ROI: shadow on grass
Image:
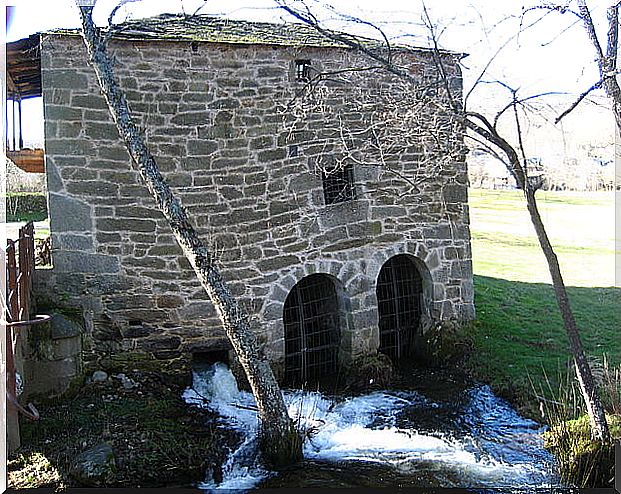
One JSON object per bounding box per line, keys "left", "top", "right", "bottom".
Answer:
{"left": 468, "top": 275, "right": 620, "bottom": 418}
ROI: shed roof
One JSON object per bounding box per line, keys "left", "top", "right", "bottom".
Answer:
{"left": 6, "top": 34, "right": 41, "bottom": 99}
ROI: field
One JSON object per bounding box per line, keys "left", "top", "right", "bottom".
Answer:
{"left": 467, "top": 189, "right": 620, "bottom": 415}
{"left": 469, "top": 189, "right": 617, "bottom": 287}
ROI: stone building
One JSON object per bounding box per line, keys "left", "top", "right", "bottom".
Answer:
{"left": 7, "top": 14, "right": 474, "bottom": 387}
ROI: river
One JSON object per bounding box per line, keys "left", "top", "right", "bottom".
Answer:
{"left": 183, "top": 362, "right": 562, "bottom": 490}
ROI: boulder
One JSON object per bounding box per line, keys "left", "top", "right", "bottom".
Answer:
{"left": 70, "top": 443, "right": 115, "bottom": 486}
{"left": 92, "top": 371, "right": 108, "bottom": 383}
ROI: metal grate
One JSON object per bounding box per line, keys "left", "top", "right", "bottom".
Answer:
{"left": 376, "top": 255, "right": 423, "bottom": 361}
{"left": 295, "top": 59, "right": 312, "bottom": 81}
{"left": 284, "top": 274, "right": 340, "bottom": 385}
{"left": 322, "top": 161, "right": 356, "bottom": 205}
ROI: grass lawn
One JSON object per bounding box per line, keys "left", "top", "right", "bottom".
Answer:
{"left": 469, "top": 189, "right": 616, "bottom": 287}
{"left": 467, "top": 189, "right": 620, "bottom": 417}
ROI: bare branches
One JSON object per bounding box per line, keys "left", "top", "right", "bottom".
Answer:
{"left": 569, "top": 1, "right": 621, "bottom": 127}
{"left": 522, "top": 1, "right": 621, "bottom": 129}
{"left": 276, "top": 1, "right": 420, "bottom": 87}
{"left": 577, "top": 0, "right": 606, "bottom": 65}
{"left": 555, "top": 78, "right": 603, "bottom": 123}
{"left": 107, "top": 0, "right": 143, "bottom": 26}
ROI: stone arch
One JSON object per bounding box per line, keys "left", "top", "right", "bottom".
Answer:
{"left": 371, "top": 249, "right": 434, "bottom": 360}
{"left": 260, "top": 260, "right": 353, "bottom": 380}
{"left": 282, "top": 273, "right": 348, "bottom": 385}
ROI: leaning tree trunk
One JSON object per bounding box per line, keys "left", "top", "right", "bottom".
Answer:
{"left": 523, "top": 187, "right": 611, "bottom": 443}
{"left": 463, "top": 114, "right": 611, "bottom": 443}
{"left": 76, "top": 6, "right": 302, "bottom": 466}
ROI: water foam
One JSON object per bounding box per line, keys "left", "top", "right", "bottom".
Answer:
{"left": 183, "top": 363, "right": 557, "bottom": 490}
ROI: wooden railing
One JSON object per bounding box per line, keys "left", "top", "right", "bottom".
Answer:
{"left": 6, "top": 221, "right": 35, "bottom": 324}
{"left": 5, "top": 221, "right": 49, "bottom": 453}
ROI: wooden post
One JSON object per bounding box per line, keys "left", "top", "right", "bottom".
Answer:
{"left": 6, "top": 224, "right": 36, "bottom": 454}
{"left": 5, "top": 99, "right": 8, "bottom": 150}
{"left": 6, "top": 240, "right": 20, "bottom": 454}
{"left": 18, "top": 98, "right": 23, "bottom": 150}
{"left": 12, "top": 100, "right": 16, "bottom": 151}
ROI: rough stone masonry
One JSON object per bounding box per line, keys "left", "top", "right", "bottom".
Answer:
{"left": 32, "top": 15, "right": 474, "bottom": 382}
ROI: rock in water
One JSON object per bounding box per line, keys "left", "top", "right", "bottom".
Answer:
{"left": 70, "top": 443, "right": 115, "bottom": 486}
{"left": 92, "top": 371, "right": 108, "bottom": 383}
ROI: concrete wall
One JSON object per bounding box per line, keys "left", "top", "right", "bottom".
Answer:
{"left": 35, "top": 33, "right": 474, "bottom": 377}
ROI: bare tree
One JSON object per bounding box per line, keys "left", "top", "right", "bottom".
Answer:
{"left": 529, "top": 1, "right": 621, "bottom": 129}
{"left": 571, "top": 1, "right": 621, "bottom": 129}
{"left": 75, "top": 3, "right": 302, "bottom": 466}
{"left": 277, "top": 0, "right": 611, "bottom": 442}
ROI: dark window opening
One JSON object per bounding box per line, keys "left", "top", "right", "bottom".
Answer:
{"left": 191, "top": 41, "right": 199, "bottom": 53}
{"left": 295, "top": 59, "right": 312, "bottom": 82}
{"left": 376, "top": 255, "right": 423, "bottom": 362}
{"left": 322, "top": 161, "right": 356, "bottom": 205}
{"left": 192, "top": 350, "right": 229, "bottom": 366}
{"left": 284, "top": 274, "right": 340, "bottom": 385}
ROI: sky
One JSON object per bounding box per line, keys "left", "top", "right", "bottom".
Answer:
{"left": 3, "top": 0, "right": 614, "bottom": 148}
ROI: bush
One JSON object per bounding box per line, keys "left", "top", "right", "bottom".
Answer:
{"left": 344, "top": 353, "right": 394, "bottom": 391}
{"left": 5, "top": 192, "right": 48, "bottom": 222}
{"left": 544, "top": 414, "right": 619, "bottom": 488}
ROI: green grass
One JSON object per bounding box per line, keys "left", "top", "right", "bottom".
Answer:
{"left": 467, "top": 189, "right": 620, "bottom": 418}
{"left": 469, "top": 189, "right": 616, "bottom": 287}
{"left": 468, "top": 276, "right": 621, "bottom": 413}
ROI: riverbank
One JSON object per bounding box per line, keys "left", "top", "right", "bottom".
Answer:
{"left": 465, "top": 188, "right": 620, "bottom": 488}
{"left": 466, "top": 275, "right": 621, "bottom": 420}
{"left": 7, "top": 368, "right": 237, "bottom": 488}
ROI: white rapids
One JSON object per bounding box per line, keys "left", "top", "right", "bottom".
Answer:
{"left": 183, "top": 362, "right": 558, "bottom": 491}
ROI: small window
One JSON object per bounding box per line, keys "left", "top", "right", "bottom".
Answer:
{"left": 295, "top": 59, "right": 312, "bottom": 82}
{"left": 322, "top": 160, "right": 356, "bottom": 205}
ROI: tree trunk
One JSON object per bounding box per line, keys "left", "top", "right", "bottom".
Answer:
{"left": 523, "top": 187, "right": 611, "bottom": 443}
{"left": 76, "top": 6, "right": 302, "bottom": 466}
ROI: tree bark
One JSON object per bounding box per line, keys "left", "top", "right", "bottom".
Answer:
{"left": 576, "top": 0, "right": 621, "bottom": 129}
{"left": 76, "top": 6, "right": 302, "bottom": 466}
{"left": 524, "top": 187, "right": 611, "bottom": 443}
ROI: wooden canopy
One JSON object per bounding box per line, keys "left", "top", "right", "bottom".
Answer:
{"left": 6, "top": 34, "right": 41, "bottom": 100}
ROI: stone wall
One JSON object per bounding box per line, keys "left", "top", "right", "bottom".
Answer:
{"left": 35, "top": 33, "right": 474, "bottom": 378}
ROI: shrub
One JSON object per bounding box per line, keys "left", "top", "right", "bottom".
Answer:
{"left": 344, "top": 353, "right": 394, "bottom": 391}
{"left": 5, "top": 192, "right": 48, "bottom": 222}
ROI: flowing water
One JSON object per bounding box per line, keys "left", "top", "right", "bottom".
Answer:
{"left": 183, "top": 362, "right": 562, "bottom": 490}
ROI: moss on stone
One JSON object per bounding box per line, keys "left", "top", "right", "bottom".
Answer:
{"left": 544, "top": 414, "right": 620, "bottom": 488}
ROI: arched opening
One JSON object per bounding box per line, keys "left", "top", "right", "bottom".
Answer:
{"left": 376, "top": 254, "right": 424, "bottom": 361}
{"left": 284, "top": 274, "right": 341, "bottom": 385}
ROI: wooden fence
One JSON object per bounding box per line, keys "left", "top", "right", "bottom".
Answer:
{"left": 5, "top": 221, "right": 48, "bottom": 453}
